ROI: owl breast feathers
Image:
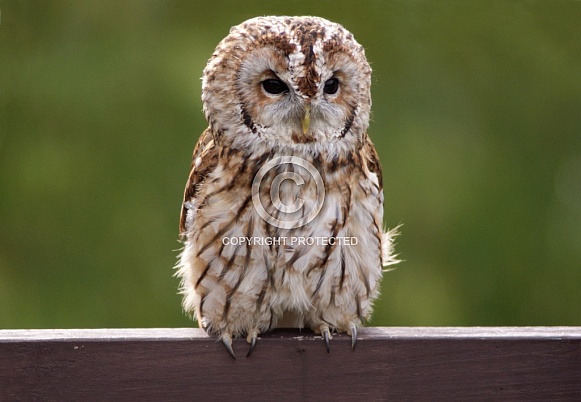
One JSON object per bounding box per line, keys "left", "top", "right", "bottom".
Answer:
{"left": 176, "top": 16, "right": 398, "bottom": 358}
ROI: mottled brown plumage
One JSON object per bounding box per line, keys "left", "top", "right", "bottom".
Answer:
{"left": 176, "top": 16, "right": 398, "bottom": 358}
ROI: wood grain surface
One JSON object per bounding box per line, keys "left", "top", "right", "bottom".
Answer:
{"left": 1, "top": 327, "right": 580, "bottom": 401}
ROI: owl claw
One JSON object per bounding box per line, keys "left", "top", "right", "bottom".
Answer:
{"left": 246, "top": 331, "right": 258, "bottom": 357}
{"left": 350, "top": 325, "right": 358, "bottom": 350}
{"left": 322, "top": 326, "right": 331, "bottom": 353}
{"left": 222, "top": 335, "right": 236, "bottom": 359}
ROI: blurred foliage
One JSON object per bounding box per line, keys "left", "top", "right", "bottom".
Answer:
{"left": 1, "top": 1, "right": 580, "bottom": 329}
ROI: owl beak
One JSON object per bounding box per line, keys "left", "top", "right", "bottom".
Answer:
{"left": 302, "top": 104, "right": 311, "bottom": 135}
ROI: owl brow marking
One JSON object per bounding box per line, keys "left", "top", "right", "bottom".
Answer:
{"left": 290, "top": 24, "right": 325, "bottom": 97}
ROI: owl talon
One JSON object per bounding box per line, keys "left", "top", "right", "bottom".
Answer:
{"left": 350, "top": 325, "right": 358, "bottom": 350}
{"left": 322, "top": 326, "right": 331, "bottom": 353}
{"left": 246, "top": 331, "right": 258, "bottom": 357}
{"left": 222, "top": 335, "right": 236, "bottom": 359}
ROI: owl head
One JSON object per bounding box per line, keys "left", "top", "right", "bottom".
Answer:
{"left": 201, "top": 16, "right": 372, "bottom": 154}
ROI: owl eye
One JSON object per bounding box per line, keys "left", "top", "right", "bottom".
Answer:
{"left": 261, "top": 79, "right": 289, "bottom": 95}
{"left": 323, "top": 78, "right": 339, "bottom": 95}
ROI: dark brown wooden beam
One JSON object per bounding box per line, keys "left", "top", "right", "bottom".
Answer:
{"left": 1, "top": 327, "right": 580, "bottom": 400}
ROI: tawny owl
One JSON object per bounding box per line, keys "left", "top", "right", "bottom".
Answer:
{"left": 176, "top": 16, "right": 397, "bottom": 358}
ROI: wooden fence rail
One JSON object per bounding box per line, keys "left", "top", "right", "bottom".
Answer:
{"left": 1, "top": 327, "right": 580, "bottom": 400}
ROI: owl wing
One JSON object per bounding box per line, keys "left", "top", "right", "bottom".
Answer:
{"left": 361, "top": 135, "right": 399, "bottom": 267}
{"left": 362, "top": 135, "right": 383, "bottom": 191}
{"left": 179, "top": 128, "right": 219, "bottom": 236}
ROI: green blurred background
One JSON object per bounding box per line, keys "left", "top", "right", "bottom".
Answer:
{"left": 1, "top": 1, "right": 580, "bottom": 329}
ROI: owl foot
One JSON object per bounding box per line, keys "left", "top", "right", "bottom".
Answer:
{"left": 246, "top": 330, "right": 258, "bottom": 357}
{"left": 349, "top": 324, "right": 358, "bottom": 350}
{"left": 221, "top": 334, "right": 236, "bottom": 359}
{"left": 321, "top": 325, "right": 331, "bottom": 353}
